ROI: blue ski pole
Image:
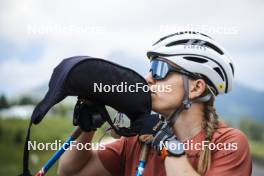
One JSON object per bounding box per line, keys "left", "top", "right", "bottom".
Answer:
{"left": 35, "top": 127, "right": 82, "bottom": 176}
{"left": 135, "top": 144, "right": 149, "bottom": 176}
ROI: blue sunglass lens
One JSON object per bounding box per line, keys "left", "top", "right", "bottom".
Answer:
{"left": 150, "top": 60, "right": 169, "bottom": 80}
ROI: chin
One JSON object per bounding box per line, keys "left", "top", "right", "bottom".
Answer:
{"left": 152, "top": 103, "right": 176, "bottom": 118}
{"left": 151, "top": 104, "right": 158, "bottom": 113}
{"left": 151, "top": 104, "right": 163, "bottom": 114}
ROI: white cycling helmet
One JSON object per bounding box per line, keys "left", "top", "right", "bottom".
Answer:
{"left": 147, "top": 31, "right": 235, "bottom": 96}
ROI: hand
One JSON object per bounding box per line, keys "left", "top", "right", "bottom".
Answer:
{"left": 132, "top": 114, "right": 176, "bottom": 152}
{"left": 73, "top": 98, "right": 107, "bottom": 132}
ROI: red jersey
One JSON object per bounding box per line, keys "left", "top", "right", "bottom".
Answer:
{"left": 97, "top": 123, "right": 252, "bottom": 176}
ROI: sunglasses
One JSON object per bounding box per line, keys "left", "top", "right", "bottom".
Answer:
{"left": 149, "top": 57, "right": 199, "bottom": 80}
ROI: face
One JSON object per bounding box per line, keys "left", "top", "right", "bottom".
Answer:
{"left": 145, "top": 69, "right": 185, "bottom": 117}
{"left": 145, "top": 58, "right": 206, "bottom": 117}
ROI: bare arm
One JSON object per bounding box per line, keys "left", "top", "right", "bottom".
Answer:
{"left": 57, "top": 132, "right": 111, "bottom": 176}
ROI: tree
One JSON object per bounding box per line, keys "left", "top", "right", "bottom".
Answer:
{"left": 239, "top": 118, "right": 264, "bottom": 141}
{"left": 0, "top": 123, "right": 3, "bottom": 139}
{"left": 18, "top": 95, "right": 36, "bottom": 105}
{"left": 0, "top": 94, "right": 9, "bottom": 109}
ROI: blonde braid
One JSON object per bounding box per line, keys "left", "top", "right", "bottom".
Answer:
{"left": 197, "top": 95, "right": 219, "bottom": 174}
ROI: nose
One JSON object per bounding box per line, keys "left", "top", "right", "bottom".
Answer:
{"left": 145, "top": 72, "right": 156, "bottom": 85}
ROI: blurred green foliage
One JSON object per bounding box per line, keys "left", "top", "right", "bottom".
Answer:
{"left": 0, "top": 117, "right": 110, "bottom": 175}
{"left": 18, "top": 95, "right": 38, "bottom": 105}
{"left": 250, "top": 141, "right": 264, "bottom": 165}
{"left": 0, "top": 94, "right": 9, "bottom": 109}
{"left": 239, "top": 118, "right": 264, "bottom": 141}
{"left": 0, "top": 94, "right": 38, "bottom": 108}
{"left": 238, "top": 118, "right": 264, "bottom": 166}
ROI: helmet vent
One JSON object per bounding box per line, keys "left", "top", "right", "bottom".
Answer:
{"left": 213, "top": 67, "right": 225, "bottom": 81}
{"left": 203, "top": 42, "right": 224, "bottom": 55}
{"left": 183, "top": 56, "right": 208, "bottom": 63}
{"left": 166, "top": 39, "right": 189, "bottom": 47}
{"left": 229, "top": 63, "right": 234, "bottom": 76}
{"left": 153, "top": 31, "right": 212, "bottom": 46}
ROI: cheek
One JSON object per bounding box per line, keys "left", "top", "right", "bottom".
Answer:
{"left": 151, "top": 83, "right": 184, "bottom": 113}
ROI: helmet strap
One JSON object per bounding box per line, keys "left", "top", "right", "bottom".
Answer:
{"left": 182, "top": 75, "right": 191, "bottom": 109}
{"left": 167, "top": 75, "right": 190, "bottom": 127}
{"left": 167, "top": 75, "right": 212, "bottom": 127}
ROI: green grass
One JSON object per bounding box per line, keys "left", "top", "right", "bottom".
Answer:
{"left": 250, "top": 141, "right": 264, "bottom": 166}
{"left": 0, "top": 117, "right": 109, "bottom": 175}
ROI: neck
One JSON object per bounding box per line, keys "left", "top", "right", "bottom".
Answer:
{"left": 168, "top": 103, "right": 204, "bottom": 141}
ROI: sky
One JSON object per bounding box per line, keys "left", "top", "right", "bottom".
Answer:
{"left": 0, "top": 0, "right": 264, "bottom": 96}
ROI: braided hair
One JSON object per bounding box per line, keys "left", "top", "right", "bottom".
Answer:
{"left": 197, "top": 90, "right": 219, "bottom": 174}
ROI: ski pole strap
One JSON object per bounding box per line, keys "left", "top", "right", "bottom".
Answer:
{"left": 19, "top": 120, "right": 33, "bottom": 176}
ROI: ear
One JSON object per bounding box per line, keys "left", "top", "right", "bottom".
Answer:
{"left": 189, "top": 79, "right": 206, "bottom": 99}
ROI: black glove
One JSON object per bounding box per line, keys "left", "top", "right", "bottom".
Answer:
{"left": 73, "top": 99, "right": 107, "bottom": 132}
{"left": 132, "top": 114, "right": 161, "bottom": 135}
{"left": 132, "top": 114, "right": 175, "bottom": 152}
